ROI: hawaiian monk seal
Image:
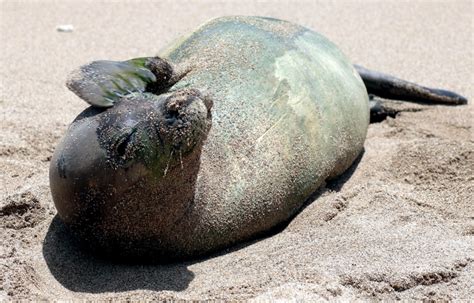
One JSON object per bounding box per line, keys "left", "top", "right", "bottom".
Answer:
{"left": 49, "top": 16, "right": 467, "bottom": 261}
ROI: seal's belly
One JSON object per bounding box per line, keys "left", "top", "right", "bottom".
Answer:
{"left": 161, "top": 16, "right": 369, "bottom": 249}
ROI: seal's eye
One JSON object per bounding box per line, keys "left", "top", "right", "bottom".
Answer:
{"left": 113, "top": 128, "right": 138, "bottom": 162}
{"left": 116, "top": 132, "right": 133, "bottom": 157}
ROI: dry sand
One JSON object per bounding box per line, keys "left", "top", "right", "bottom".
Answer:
{"left": 1, "top": 0, "right": 473, "bottom": 301}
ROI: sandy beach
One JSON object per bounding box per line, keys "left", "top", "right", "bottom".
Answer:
{"left": 1, "top": 0, "right": 473, "bottom": 300}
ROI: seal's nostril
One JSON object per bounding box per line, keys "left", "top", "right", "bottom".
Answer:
{"left": 113, "top": 128, "right": 137, "bottom": 161}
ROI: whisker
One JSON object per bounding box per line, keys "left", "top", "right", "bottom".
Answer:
{"left": 163, "top": 150, "right": 174, "bottom": 176}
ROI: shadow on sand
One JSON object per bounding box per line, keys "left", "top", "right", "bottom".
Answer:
{"left": 43, "top": 150, "right": 364, "bottom": 294}
{"left": 42, "top": 216, "right": 195, "bottom": 293}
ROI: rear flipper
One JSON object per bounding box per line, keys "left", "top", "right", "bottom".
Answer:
{"left": 355, "top": 65, "right": 468, "bottom": 122}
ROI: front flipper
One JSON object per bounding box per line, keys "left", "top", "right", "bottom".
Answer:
{"left": 66, "top": 57, "right": 174, "bottom": 107}
{"left": 355, "top": 65, "right": 468, "bottom": 106}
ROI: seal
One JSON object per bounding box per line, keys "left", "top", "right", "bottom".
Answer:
{"left": 50, "top": 16, "right": 467, "bottom": 261}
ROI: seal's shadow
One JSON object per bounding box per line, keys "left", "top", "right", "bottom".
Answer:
{"left": 42, "top": 216, "right": 194, "bottom": 293}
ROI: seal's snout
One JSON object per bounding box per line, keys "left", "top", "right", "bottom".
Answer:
{"left": 159, "top": 89, "right": 213, "bottom": 153}
{"left": 163, "top": 88, "right": 213, "bottom": 128}
{"left": 165, "top": 88, "right": 213, "bottom": 118}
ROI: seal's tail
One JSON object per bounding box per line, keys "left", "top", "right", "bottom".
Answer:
{"left": 354, "top": 65, "right": 468, "bottom": 105}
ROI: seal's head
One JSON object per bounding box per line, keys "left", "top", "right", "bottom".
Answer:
{"left": 49, "top": 89, "right": 212, "bottom": 259}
